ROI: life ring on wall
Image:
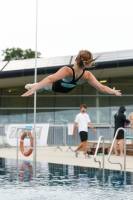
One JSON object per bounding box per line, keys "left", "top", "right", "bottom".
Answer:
{"left": 20, "top": 132, "right": 34, "bottom": 157}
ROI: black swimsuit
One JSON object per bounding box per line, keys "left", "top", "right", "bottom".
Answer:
{"left": 52, "top": 67, "right": 85, "bottom": 93}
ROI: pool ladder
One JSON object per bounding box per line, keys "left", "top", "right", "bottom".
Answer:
{"left": 108, "top": 127, "right": 126, "bottom": 172}
{"left": 94, "top": 136, "right": 104, "bottom": 169}
{"left": 94, "top": 128, "right": 127, "bottom": 171}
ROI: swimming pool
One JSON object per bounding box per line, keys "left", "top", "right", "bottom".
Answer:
{"left": 0, "top": 157, "right": 133, "bottom": 200}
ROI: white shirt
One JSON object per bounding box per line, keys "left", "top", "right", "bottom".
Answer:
{"left": 75, "top": 112, "right": 91, "bottom": 132}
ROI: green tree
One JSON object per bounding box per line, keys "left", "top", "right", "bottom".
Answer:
{"left": 23, "top": 49, "right": 41, "bottom": 59}
{"left": 2, "top": 48, "right": 41, "bottom": 61}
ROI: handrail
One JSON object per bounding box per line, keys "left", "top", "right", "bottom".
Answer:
{"left": 108, "top": 127, "right": 126, "bottom": 171}
{"left": 0, "top": 124, "right": 4, "bottom": 148}
{"left": 49, "top": 123, "right": 67, "bottom": 151}
{"left": 94, "top": 136, "right": 104, "bottom": 169}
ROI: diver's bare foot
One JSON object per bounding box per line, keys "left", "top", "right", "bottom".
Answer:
{"left": 25, "top": 83, "right": 37, "bottom": 90}
{"left": 120, "top": 154, "right": 124, "bottom": 157}
{"left": 25, "top": 84, "right": 33, "bottom": 90}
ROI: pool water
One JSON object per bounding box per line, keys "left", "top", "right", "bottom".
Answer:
{"left": 0, "top": 158, "right": 133, "bottom": 200}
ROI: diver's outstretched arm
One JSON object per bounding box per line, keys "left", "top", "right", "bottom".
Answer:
{"left": 86, "top": 71, "right": 121, "bottom": 96}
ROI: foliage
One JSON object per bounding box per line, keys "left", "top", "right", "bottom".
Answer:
{"left": 2, "top": 48, "right": 41, "bottom": 61}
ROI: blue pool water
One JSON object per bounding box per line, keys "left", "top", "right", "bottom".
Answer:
{"left": 0, "top": 158, "right": 133, "bottom": 200}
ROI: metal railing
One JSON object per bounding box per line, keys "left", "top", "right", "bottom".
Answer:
{"left": 0, "top": 124, "right": 4, "bottom": 148}
{"left": 1, "top": 123, "right": 117, "bottom": 150}
{"left": 47, "top": 123, "right": 66, "bottom": 151}
{"left": 2, "top": 123, "right": 112, "bottom": 149}
{"left": 108, "top": 127, "right": 126, "bottom": 171}
{"left": 47, "top": 123, "right": 112, "bottom": 150}
{"left": 94, "top": 136, "right": 104, "bottom": 169}
{"left": 0, "top": 124, "right": 11, "bottom": 148}
{"left": 111, "top": 125, "right": 133, "bottom": 144}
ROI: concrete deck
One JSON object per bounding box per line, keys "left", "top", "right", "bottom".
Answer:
{"left": 0, "top": 146, "right": 133, "bottom": 172}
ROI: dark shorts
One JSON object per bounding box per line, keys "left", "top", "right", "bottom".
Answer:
{"left": 114, "top": 129, "right": 124, "bottom": 139}
{"left": 79, "top": 131, "right": 88, "bottom": 142}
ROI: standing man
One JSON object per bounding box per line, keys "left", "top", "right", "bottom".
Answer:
{"left": 114, "top": 106, "right": 130, "bottom": 156}
{"left": 72, "top": 104, "right": 96, "bottom": 158}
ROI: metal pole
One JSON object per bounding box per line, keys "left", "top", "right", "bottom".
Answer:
{"left": 33, "top": 0, "right": 38, "bottom": 176}
{"left": 63, "top": 124, "right": 66, "bottom": 146}
{"left": 2, "top": 124, "right": 4, "bottom": 148}
{"left": 16, "top": 128, "right": 19, "bottom": 180}
{"left": 124, "top": 131, "right": 126, "bottom": 185}
{"left": 102, "top": 138, "right": 104, "bottom": 169}
{"left": 124, "top": 131, "right": 126, "bottom": 172}
{"left": 94, "top": 136, "right": 104, "bottom": 169}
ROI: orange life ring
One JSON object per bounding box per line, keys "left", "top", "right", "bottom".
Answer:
{"left": 20, "top": 132, "right": 34, "bottom": 157}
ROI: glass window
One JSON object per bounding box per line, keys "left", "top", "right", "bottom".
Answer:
{"left": 27, "top": 96, "right": 55, "bottom": 108}
{"left": 54, "top": 109, "right": 79, "bottom": 123}
{"left": 0, "top": 75, "right": 133, "bottom": 125}
{"left": 55, "top": 96, "right": 82, "bottom": 107}
{"left": 1, "top": 97, "right": 27, "bottom": 108}
{"left": 83, "top": 83, "right": 97, "bottom": 95}
{"left": 110, "top": 96, "right": 133, "bottom": 107}
{"left": 86, "top": 108, "right": 97, "bottom": 123}
{"left": 0, "top": 109, "right": 26, "bottom": 124}
{"left": 98, "top": 96, "right": 110, "bottom": 107}
{"left": 27, "top": 109, "right": 54, "bottom": 123}
{"left": 1, "top": 87, "right": 26, "bottom": 95}
{"left": 83, "top": 96, "right": 97, "bottom": 107}
{"left": 110, "top": 76, "right": 133, "bottom": 95}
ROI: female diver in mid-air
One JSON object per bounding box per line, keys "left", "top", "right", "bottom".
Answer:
{"left": 21, "top": 50, "right": 121, "bottom": 97}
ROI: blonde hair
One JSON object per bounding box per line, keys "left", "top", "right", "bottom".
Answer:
{"left": 76, "top": 50, "right": 99, "bottom": 69}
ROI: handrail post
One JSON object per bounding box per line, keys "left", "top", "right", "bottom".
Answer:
{"left": 16, "top": 127, "right": 19, "bottom": 180}
{"left": 94, "top": 136, "right": 104, "bottom": 169}
{"left": 108, "top": 127, "right": 126, "bottom": 171}
{"left": 2, "top": 124, "right": 4, "bottom": 148}
{"left": 124, "top": 130, "right": 126, "bottom": 172}
{"left": 102, "top": 138, "right": 104, "bottom": 169}
{"left": 63, "top": 124, "right": 67, "bottom": 146}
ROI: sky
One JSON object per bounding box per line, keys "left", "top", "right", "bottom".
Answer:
{"left": 0, "top": 0, "right": 133, "bottom": 60}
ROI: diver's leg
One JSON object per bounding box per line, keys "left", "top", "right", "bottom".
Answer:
{"left": 25, "top": 83, "right": 52, "bottom": 92}
{"left": 25, "top": 75, "right": 53, "bottom": 92}
{"left": 25, "top": 83, "right": 38, "bottom": 90}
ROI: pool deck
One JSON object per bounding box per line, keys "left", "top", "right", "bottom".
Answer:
{"left": 0, "top": 146, "right": 133, "bottom": 172}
